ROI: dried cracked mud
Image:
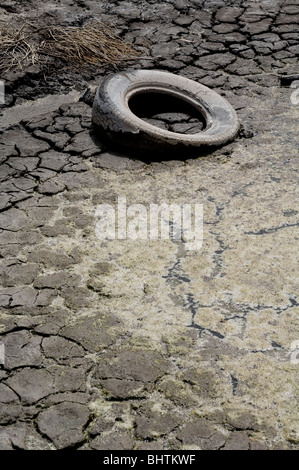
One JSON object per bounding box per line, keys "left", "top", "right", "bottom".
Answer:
{"left": 0, "top": 0, "right": 298, "bottom": 451}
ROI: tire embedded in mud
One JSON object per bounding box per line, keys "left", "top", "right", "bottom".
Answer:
{"left": 92, "top": 69, "right": 240, "bottom": 154}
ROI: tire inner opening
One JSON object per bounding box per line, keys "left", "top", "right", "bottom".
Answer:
{"left": 128, "top": 91, "right": 207, "bottom": 134}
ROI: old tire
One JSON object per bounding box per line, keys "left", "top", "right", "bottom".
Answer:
{"left": 92, "top": 69, "right": 240, "bottom": 153}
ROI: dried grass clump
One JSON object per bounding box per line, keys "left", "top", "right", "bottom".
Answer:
{"left": 0, "top": 20, "right": 140, "bottom": 73}
{"left": 0, "top": 23, "right": 40, "bottom": 72}
{"left": 43, "top": 21, "right": 140, "bottom": 67}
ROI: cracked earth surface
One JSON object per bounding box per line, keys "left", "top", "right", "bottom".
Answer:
{"left": 0, "top": 0, "right": 298, "bottom": 450}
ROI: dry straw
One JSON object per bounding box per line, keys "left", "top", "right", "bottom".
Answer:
{"left": 0, "top": 20, "right": 140, "bottom": 73}
{"left": 0, "top": 23, "right": 40, "bottom": 72}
